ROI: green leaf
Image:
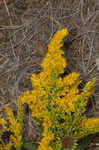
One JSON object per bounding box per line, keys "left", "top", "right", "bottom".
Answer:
{"left": 16, "top": 142, "right": 23, "bottom": 150}
{"left": 24, "top": 142, "right": 38, "bottom": 150}
{"left": 77, "top": 134, "right": 95, "bottom": 150}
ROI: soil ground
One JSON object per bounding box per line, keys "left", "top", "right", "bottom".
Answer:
{"left": 0, "top": 0, "right": 99, "bottom": 149}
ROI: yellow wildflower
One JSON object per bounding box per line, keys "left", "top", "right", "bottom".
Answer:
{"left": 0, "top": 118, "right": 7, "bottom": 130}
{"left": 41, "top": 29, "right": 68, "bottom": 75}
{"left": 74, "top": 117, "right": 99, "bottom": 140}
{"left": 63, "top": 72, "right": 80, "bottom": 87}
{"left": 0, "top": 144, "right": 3, "bottom": 150}
{"left": 17, "top": 28, "right": 98, "bottom": 150}
{"left": 6, "top": 107, "right": 20, "bottom": 136}
{"left": 48, "top": 28, "right": 68, "bottom": 52}
{"left": 5, "top": 100, "right": 24, "bottom": 149}
{"left": 5, "top": 142, "right": 12, "bottom": 150}
{"left": 10, "top": 135, "right": 22, "bottom": 147}
{"left": 0, "top": 118, "right": 6, "bottom": 126}
{"left": 38, "top": 130, "right": 54, "bottom": 150}
{"left": 81, "top": 117, "right": 99, "bottom": 131}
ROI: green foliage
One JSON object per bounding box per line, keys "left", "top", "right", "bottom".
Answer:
{"left": 77, "top": 134, "right": 95, "bottom": 150}
{"left": 16, "top": 142, "right": 23, "bottom": 150}
{"left": 23, "top": 142, "right": 38, "bottom": 150}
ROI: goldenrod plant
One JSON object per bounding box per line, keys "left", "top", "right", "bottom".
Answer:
{"left": 18, "top": 28, "right": 99, "bottom": 150}
{"left": 0, "top": 100, "right": 24, "bottom": 150}
{"left": 0, "top": 28, "right": 99, "bottom": 150}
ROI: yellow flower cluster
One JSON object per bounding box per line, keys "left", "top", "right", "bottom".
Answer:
{"left": 81, "top": 117, "right": 99, "bottom": 132}
{"left": 18, "top": 28, "right": 99, "bottom": 150}
{"left": 0, "top": 28, "right": 99, "bottom": 150}
{"left": 0, "top": 118, "right": 7, "bottom": 130}
{"left": 0, "top": 99, "right": 24, "bottom": 150}
{"left": 77, "top": 117, "right": 99, "bottom": 139}
{"left": 38, "top": 129, "right": 54, "bottom": 150}
{"left": 41, "top": 29, "right": 68, "bottom": 76}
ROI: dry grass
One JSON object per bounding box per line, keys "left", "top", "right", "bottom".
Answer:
{"left": 0, "top": 0, "right": 99, "bottom": 149}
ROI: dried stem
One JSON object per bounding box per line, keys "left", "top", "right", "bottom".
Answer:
{"left": 3, "top": 0, "right": 13, "bottom": 25}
